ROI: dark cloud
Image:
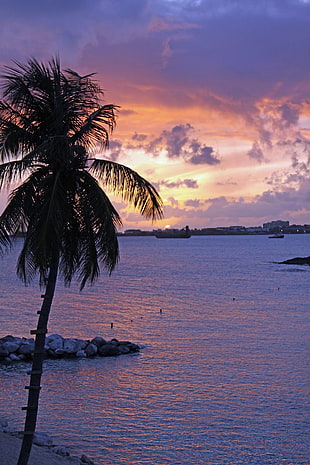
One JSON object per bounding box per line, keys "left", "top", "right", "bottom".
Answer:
{"left": 247, "top": 142, "right": 266, "bottom": 164}
{"left": 143, "top": 124, "right": 220, "bottom": 164}
{"left": 188, "top": 141, "right": 220, "bottom": 165}
{"left": 132, "top": 132, "right": 147, "bottom": 142}
{"left": 183, "top": 178, "right": 199, "bottom": 188}
{"left": 163, "top": 124, "right": 192, "bottom": 157}
{"left": 119, "top": 109, "right": 136, "bottom": 116}
{"left": 160, "top": 178, "right": 199, "bottom": 189}
{"left": 279, "top": 103, "right": 300, "bottom": 127}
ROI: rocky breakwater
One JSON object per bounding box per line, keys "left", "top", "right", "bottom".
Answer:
{"left": 0, "top": 334, "right": 140, "bottom": 363}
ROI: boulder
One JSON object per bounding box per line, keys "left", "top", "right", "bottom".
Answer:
{"left": 54, "top": 348, "right": 66, "bottom": 356}
{"left": 0, "top": 335, "right": 16, "bottom": 343}
{"left": 45, "top": 334, "right": 63, "bottom": 351}
{"left": 63, "top": 338, "right": 86, "bottom": 354}
{"left": 98, "top": 343, "right": 120, "bottom": 356}
{"left": 0, "top": 347, "right": 9, "bottom": 358}
{"left": 3, "top": 339, "right": 21, "bottom": 353}
{"left": 0, "top": 420, "right": 15, "bottom": 434}
{"left": 84, "top": 343, "right": 98, "bottom": 356}
{"left": 91, "top": 336, "right": 106, "bottom": 347}
{"left": 117, "top": 345, "right": 130, "bottom": 354}
{"left": 76, "top": 350, "right": 87, "bottom": 358}
{"left": 18, "top": 340, "right": 35, "bottom": 355}
{"left": 52, "top": 445, "right": 69, "bottom": 457}
{"left": 81, "top": 455, "right": 96, "bottom": 465}
{"left": 33, "top": 432, "right": 53, "bottom": 447}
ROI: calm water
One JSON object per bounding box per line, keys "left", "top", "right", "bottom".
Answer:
{"left": 0, "top": 235, "right": 309, "bottom": 464}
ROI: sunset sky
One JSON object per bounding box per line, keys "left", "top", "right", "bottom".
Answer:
{"left": 0, "top": 0, "right": 309, "bottom": 230}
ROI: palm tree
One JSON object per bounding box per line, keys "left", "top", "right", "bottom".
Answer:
{"left": 0, "top": 57, "right": 163, "bottom": 465}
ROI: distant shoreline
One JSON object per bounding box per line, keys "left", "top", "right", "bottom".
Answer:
{"left": 118, "top": 230, "right": 310, "bottom": 237}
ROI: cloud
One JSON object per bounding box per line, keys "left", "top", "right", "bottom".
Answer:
{"left": 204, "top": 180, "right": 310, "bottom": 225}
{"left": 247, "top": 142, "right": 266, "bottom": 164}
{"left": 184, "top": 199, "right": 203, "bottom": 207}
{"left": 188, "top": 141, "right": 220, "bottom": 165}
{"left": 132, "top": 132, "right": 147, "bottom": 142}
{"left": 105, "top": 139, "right": 123, "bottom": 161}
{"left": 159, "top": 178, "right": 199, "bottom": 189}
{"left": 143, "top": 124, "right": 220, "bottom": 164}
{"left": 246, "top": 100, "right": 310, "bottom": 165}
{"left": 162, "top": 124, "right": 192, "bottom": 157}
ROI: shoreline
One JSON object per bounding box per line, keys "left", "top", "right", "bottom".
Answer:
{"left": 0, "top": 423, "right": 96, "bottom": 465}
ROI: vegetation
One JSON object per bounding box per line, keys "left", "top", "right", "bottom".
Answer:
{"left": 0, "top": 57, "right": 163, "bottom": 465}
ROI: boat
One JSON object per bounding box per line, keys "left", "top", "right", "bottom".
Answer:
{"left": 268, "top": 233, "right": 284, "bottom": 239}
{"left": 154, "top": 226, "right": 191, "bottom": 238}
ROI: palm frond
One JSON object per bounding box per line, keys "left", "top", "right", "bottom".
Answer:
{"left": 60, "top": 170, "right": 121, "bottom": 289}
{"left": 70, "top": 104, "right": 118, "bottom": 149}
{"left": 89, "top": 159, "right": 164, "bottom": 220}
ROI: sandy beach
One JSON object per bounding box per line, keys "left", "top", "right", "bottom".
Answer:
{"left": 0, "top": 431, "right": 95, "bottom": 465}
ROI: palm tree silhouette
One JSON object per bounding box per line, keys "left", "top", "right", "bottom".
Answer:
{"left": 0, "top": 57, "right": 163, "bottom": 465}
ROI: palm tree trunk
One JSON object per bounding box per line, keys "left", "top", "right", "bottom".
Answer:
{"left": 17, "top": 251, "right": 59, "bottom": 465}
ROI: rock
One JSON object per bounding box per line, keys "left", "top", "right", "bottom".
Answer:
{"left": 0, "top": 419, "right": 8, "bottom": 431}
{"left": 279, "top": 256, "right": 310, "bottom": 265}
{"left": 55, "top": 348, "right": 66, "bottom": 356}
{"left": 0, "top": 347, "right": 9, "bottom": 358}
{"left": 67, "top": 456, "right": 83, "bottom": 464}
{"left": 18, "top": 340, "right": 35, "bottom": 355}
{"left": 85, "top": 343, "right": 98, "bottom": 356}
{"left": 130, "top": 343, "right": 140, "bottom": 353}
{"left": 98, "top": 343, "right": 120, "bottom": 356}
{"left": 8, "top": 353, "right": 20, "bottom": 361}
{"left": 81, "top": 454, "right": 96, "bottom": 464}
{"left": 91, "top": 336, "right": 106, "bottom": 347}
{"left": 45, "top": 334, "right": 63, "bottom": 351}
{"left": 76, "top": 350, "right": 87, "bottom": 357}
{"left": 3, "top": 340, "right": 21, "bottom": 353}
{"left": 33, "top": 431, "right": 53, "bottom": 447}
{"left": 52, "top": 445, "right": 70, "bottom": 457}
{"left": 63, "top": 338, "right": 86, "bottom": 354}
{"left": 0, "top": 420, "right": 15, "bottom": 434}
{"left": 0, "top": 335, "right": 16, "bottom": 343}
{"left": 117, "top": 345, "right": 130, "bottom": 354}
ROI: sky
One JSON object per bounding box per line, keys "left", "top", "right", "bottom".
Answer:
{"left": 0, "top": 0, "right": 309, "bottom": 231}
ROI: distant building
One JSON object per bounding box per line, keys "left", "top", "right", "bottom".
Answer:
{"left": 229, "top": 225, "right": 246, "bottom": 231}
{"left": 245, "top": 226, "right": 265, "bottom": 233}
{"left": 263, "top": 220, "right": 289, "bottom": 231}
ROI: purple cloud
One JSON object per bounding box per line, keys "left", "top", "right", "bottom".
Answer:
{"left": 160, "top": 178, "right": 199, "bottom": 189}
{"left": 247, "top": 142, "right": 266, "bottom": 164}
{"left": 188, "top": 141, "right": 220, "bottom": 165}
{"left": 143, "top": 124, "right": 220, "bottom": 164}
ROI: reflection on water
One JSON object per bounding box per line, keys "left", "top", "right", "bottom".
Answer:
{"left": 0, "top": 235, "right": 309, "bottom": 464}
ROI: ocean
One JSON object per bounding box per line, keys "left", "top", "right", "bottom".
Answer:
{"left": 0, "top": 234, "right": 309, "bottom": 464}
